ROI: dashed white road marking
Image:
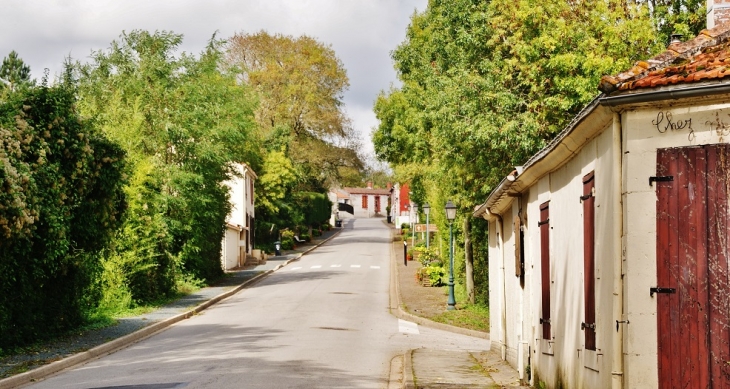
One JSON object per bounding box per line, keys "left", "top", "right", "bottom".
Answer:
{"left": 287, "top": 264, "right": 384, "bottom": 271}
{"left": 398, "top": 319, "right": 419, "bottom": 335}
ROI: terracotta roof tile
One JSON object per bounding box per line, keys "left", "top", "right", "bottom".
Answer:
{"left": 599, "top": 22, "right": 730, "bottom": 93}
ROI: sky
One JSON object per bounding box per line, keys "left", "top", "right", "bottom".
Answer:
{"left": 0, "top": 0, "right": 428, "bottom": 159}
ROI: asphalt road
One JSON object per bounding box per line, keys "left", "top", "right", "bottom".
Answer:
{"left": 25, "top": 218, "right": 489, "bottom": 389}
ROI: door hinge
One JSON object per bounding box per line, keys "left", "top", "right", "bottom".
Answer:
{"left": 650, "top": 287, "right": 676, "bottom": 297}
{"left": 649, "top": 176, "right": 673, "bottom": 186}
{"left": 540, "top": 318, "right": 551, "bottom": 325}
{"left": 581, "top": 322, "right": 595, "bottom": 330}
{"left": 537, "top": 219, "right": 549, "bottom": 227}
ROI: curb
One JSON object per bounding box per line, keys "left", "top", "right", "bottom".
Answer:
{"left": 387, "top": 227, "right": 489, "bottom": 389}
{"left": 0, "top": 228, "right": 342, "bottom": 389}
{"left": 388, "top": 230, "right": 489, "bottom": 340}
{"left": 403, "top": 350, "right": 415, "bottom": 389}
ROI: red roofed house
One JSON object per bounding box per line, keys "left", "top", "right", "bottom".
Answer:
{"left": 474, "top": 4, "right": 730, "bottom": 388}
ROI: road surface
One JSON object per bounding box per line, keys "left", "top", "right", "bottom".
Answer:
{"left": 26, "top": 218, "right": 489, "bottom": 389}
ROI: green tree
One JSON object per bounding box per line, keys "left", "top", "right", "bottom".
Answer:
{"left": 645, "top": 0, "right": 705, "bottom": 44}
{"left": 75, "top": 30, "right": 258, "bottom": 303}
{"left": 0, "top": 50, "right": 32, "bottom": 92}
{"left": 226, "top": 31, "right": 364, "bottom": 188}
{"left": 374, "top": 0, "right": 661, "bottom": 305}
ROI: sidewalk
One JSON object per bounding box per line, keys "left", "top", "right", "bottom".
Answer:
{"left": 385, "top": 221, "right": 530, "bottom": 389}
{"left": 0, "top": 228, "right": 340, "bottom": 389}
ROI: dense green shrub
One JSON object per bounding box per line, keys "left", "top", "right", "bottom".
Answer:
{"left": 0, "top": 83, "right": 126, "bottom": 348}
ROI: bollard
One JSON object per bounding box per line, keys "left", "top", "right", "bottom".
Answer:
{"left": 403, "top": 240, "right": 407, "bottom": 266}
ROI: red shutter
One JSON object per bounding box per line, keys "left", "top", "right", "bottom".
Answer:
{"left": 539, "top": 201, "right": 551, "bottom": 339}
{"left": 514, "top": 215, "right": 523, "bottom": 277}
{"left": 582, "top": 172, "right": 596, "bottom": 350}
{"left": 362, "top": 195, "right": 368, "bottom": 209}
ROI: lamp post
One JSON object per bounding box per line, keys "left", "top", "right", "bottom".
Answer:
{"left": 445, "top": 200, "right": 457, "bottom": 310}
{"left": 411, "top": 203, "right": 417, "bottom": 249}
{"left": 423, "top": 202, "right": 430, "bottom": 248}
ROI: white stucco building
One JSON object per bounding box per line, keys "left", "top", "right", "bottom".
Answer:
{"left": 221, "top": 163, "right": 256, "bottom": 270}
{"left": 474, "top": 10, "right": 730, "bottom": 389}
{"left": 342, "top": 182, "right": 391, "bottom": 218}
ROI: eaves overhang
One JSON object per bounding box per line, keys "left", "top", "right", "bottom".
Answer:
{"left": 474, "top": 97, "right": 612, "bottom": 220}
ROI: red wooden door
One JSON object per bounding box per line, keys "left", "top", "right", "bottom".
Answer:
{"left": 656, "top": 144, "right": 730, "bottom": 388}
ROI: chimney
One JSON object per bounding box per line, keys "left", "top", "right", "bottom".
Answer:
{"left": 367, "top": 181, "right": 373, "bottom": 189}
{"left": 386, "top": 182, "right": 392, "bottom": 191}
{"left": 708, "top": 0, "right": 730, "bottom": 29}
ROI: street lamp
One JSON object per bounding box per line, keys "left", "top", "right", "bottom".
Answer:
{"left": 423, "top": 202, "right": 430, "bottom": 248}
{"left": 445, "top": 200, "right": 457, "bottom": 310}
{"left": 411, "top": 203, "right": 417, "bottom": 249}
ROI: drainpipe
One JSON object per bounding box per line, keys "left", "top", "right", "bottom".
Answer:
{"left": 496, "top": 215, "right": 508, "bottom": 360}
{"left": 611, "top": 112, "right": 625, "bottom": 389}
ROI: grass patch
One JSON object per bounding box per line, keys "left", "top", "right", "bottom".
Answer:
{"left": 430, "top": 304, "right": 490, "bottom": 333}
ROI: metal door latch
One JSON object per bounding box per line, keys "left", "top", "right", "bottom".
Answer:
{"left": 649, "top": 176, "right": 673, "bottom": 186}
{"left": 616, "top": 320, "right": 629, "bottom": 332}
{"left": 581, "top": 322, "right": 595, "bottom": 330}
{"left": 650, "top": 287, "right": 676, "bottom": 297}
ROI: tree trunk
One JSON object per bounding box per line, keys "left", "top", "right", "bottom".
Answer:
{"left": 464, "top": 216, "right": 475, "bottom": 304}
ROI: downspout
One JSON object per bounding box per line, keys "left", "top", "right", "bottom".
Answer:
{"left": 497, "top": 214, "right": 508, "bottom": 360}
{"left": 611, "top": 112, "right": 625, "bottom": 389}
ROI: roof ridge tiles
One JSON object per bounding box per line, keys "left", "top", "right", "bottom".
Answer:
{"left": 599, "top": 22, "right": 730, "bottom": 94}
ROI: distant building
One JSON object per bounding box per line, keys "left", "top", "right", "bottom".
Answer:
{"left": 221, "top": 163, "right": 256, "bottom": 270}
{"left": 337, "top": 182, "right": 391, "bottom": 218}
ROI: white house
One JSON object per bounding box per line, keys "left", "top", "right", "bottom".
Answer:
{"left": 474, "top": 8, "right": 730, "bottom": 389}
{"left": 342, "top": 182, "right": 391, "bottom": 218}
{"left": 221, "top": 163, "right": 256, "bottom": 270}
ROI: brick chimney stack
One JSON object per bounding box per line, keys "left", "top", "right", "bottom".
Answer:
{"left": 367, "top": 181, "right": 373, "bottom": 189}
{"left": 708, "top": 0, "right": 730, "bottom": 29}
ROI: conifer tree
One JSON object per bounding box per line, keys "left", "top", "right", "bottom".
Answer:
{"left": 0, "top": 50, "right": 31, "bottom": 91}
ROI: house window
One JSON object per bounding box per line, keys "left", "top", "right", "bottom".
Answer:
{"left": 582, "top": 172, "right": 596, "bottom": 350}
{"left": 375, "top": 196, "right": 381, "bottom": 213}
{"left": 539, "top": 201, "right": 551, "bottom": 339}
{"left": 362, "top": 195, "right": 368, "bottom": 209}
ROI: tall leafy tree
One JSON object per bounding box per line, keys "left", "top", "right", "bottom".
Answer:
{"left": 0, "top": 50, "right": 32, "bottom": 92}
{"left": 226, "top": 31, "right": 364, "bottom": 188}
{"left": 75, "top": 30, "right": 258, "bottom": 303}
{"left": 374, "top": 0, "right": 661, "bottom": 304}
{"left": 644, "top": 0, "right": 705, "bottom": 44}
